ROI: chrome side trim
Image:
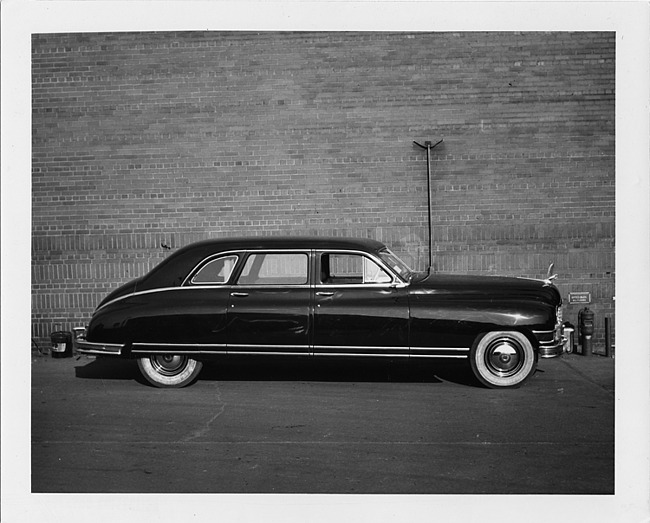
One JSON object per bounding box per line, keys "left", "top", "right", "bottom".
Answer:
{"left": 410, "top": 354, "right": 469, "bottom": 359}
{"left": 131, "top": 342, "right": 227, "bottom": 355}
{"left": 229, "top": 284, "right": 312, "bottom": 290}
{"left": 315, "top": 345, "right": 410, "bottom": 352}
{"left": 313, "top": 353, "right": 468, "bottom": 359}
{"left": 96, "top": 279, "right": 312, "bottom": 313}
{"left": 409, "top": 346, "right": 470, "bottom": 359}
{"left": 95, "top": 285, "right": 228, "bottom": 313}
{"left": 133, "top": 342, "right": 227, "bottom": 347}
{"left": 312, "top": 346, "right": 469, "bottom": 353}
{"left": 228, "top": 344, "right": 310, "bottom": 350}
{"left": 98, "top": 281, "right": 312, "bottom": 312}
{"left": 130, "top": 343, "right": 309, "bottom": 356}
{"left": 223, "top": 351, "right": 309, "bottom": 356}
{"left": 410, "top": 347, "right": 470, "bottom": 352}
{"left": 314, "top": 283, "right": 407, "bottom": 290}
{"left": 314, "top": 353, "right": 409, "bottom": 358}
{"left": 314, "top": 346, "right": 469, "bottom": 359}
{"left": 80, "top": 341, "right": 472, "bottom": 360}
{"left": 132, "top": 351, "right": 230, "bottom": 356}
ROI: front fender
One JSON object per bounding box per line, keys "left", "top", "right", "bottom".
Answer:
{"left": 408, "top": 294, "right": 558, "bottom": 349}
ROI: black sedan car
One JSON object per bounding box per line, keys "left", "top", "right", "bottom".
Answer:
{"left": 76, "top": 237, "right": 565, "bottom": 389}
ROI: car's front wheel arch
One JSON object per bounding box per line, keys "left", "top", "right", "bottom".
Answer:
{"left": 469, "top": 330, "right": 538, "bottom": 389}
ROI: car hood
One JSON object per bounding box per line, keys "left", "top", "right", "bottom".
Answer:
{"left": 410, "top": 272, "right": 561, "bottom": 305}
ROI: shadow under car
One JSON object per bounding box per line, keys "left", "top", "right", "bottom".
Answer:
{"left": 74, "top": 355, "right": 481, "bottom": 387}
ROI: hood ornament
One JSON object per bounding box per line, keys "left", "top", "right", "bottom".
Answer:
{"left": 544, "top": 262, "right": 558, "bottom": 286}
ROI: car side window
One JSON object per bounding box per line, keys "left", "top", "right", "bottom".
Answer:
{"left": 237, "top": 253, "right": 308, "bottom": 285}
{"left": 191, "top": 255, "right": 239, "bottom": 284}
{"left": 320, "top": 253, "right": 392, "bottom": 285}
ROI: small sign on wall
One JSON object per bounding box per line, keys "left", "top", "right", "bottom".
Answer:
{"left": 568, "top": 292, "right": 591, "bottom": 304}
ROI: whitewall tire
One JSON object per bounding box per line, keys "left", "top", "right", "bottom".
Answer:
{"left": 470, "top": 331, "right": 537, "bottom": 388}
{"left": 137, "top": 354, "right": 203, "bottom": 388}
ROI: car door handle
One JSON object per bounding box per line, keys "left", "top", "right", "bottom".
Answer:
{"left": 316, "top": 291, "right": 334, "bottom": 297}
{"left": 230, "top": 292, "right": 249, "bottom": 297}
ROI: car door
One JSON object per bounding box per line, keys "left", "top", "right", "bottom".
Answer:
{"left": 225, "top": 250, "right": 311, "bottom": 355}
{"left": 127, "top": 253, "right": 239, "bottom": 352}
{"left": 312, "top": 250, "right": 409, "bottom": 357}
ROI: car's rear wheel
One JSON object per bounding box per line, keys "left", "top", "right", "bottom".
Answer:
{"left": 137, "top": 354, "right": 203, "bottom": 388}
{"left": 470, "top": 331, "right": 537, "bottom": 388}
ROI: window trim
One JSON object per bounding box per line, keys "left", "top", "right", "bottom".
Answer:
{"left": 182, "top": 250, "right": 242, "bottom": 286}
{"left": 182, "top": 247, "right": 406, "bottom": 289}
{"left": 189, "top": 254, "right": 240, "bottom": 286}
{"left": 234, "top": 250, "right": 311, "bottom": 287}
{"left": 316, "top": 249, "right": 406, "bottom": 288}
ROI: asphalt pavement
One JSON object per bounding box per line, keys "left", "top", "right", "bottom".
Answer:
{"left": 30, "top": 349, "right": 615, "bottom": 495}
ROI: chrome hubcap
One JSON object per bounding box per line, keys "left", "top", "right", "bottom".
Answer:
{"left": 485, "top": 338, "right": 523, "bottom": 377}
{"left": 149, "top": 354, "right": 188, "bottom": 376}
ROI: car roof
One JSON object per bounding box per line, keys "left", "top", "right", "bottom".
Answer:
{"left": 180, "top": 236, "right": 387, "bottom": 252}
{"left": 138, "top": 236, "right": 388, "bottom": 290}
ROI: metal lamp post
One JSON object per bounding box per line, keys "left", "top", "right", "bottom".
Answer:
{"left": 413, "top": 139, "right": 443, "bottom": 274}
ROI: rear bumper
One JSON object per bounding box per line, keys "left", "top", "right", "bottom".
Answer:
{"left": 74, "top": 327, "right": 125, "bottom": 356}
{"left": 76, "top": 340, "right": 125, "bottom": 356}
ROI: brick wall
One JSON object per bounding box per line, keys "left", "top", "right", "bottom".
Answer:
{"left": 32, "top": 31, "right": 615, "bottom": 350}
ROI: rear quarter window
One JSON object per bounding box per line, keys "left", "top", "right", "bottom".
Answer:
{"left": 191, "top": 255, "right": 239, "bottom": 284}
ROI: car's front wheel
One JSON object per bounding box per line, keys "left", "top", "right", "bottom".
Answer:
{"left": 470, "top": 331, "right": 537, "bottom": 388}
{"left": 137, "top": 354, "right": 203, "bottom": 388}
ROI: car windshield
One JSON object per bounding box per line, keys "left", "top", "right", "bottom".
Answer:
{"left": 378, "top": 249, "right": 413, "bottom": 281}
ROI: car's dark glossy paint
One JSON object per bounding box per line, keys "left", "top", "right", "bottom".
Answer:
{"left": 76, "top": 237, "right": 564, "bottom": 388}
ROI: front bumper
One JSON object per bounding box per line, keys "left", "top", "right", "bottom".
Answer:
{"left": 533, "top": 325, "right": 565, "bottom": 359}
{"left": 538, "top": 338, "right": 565, "bottom": 358}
